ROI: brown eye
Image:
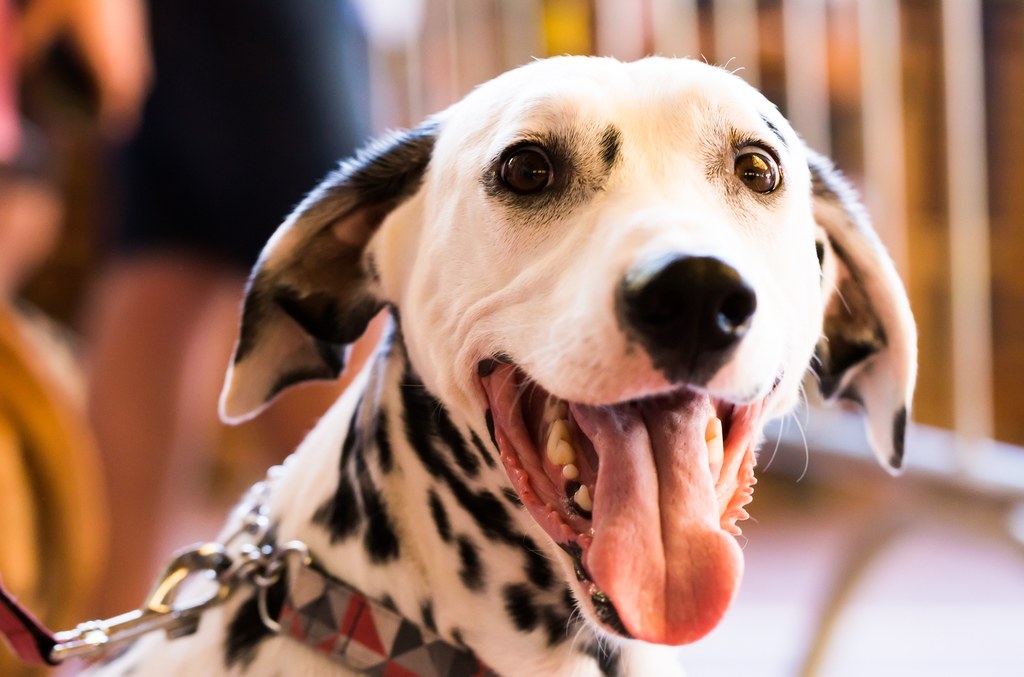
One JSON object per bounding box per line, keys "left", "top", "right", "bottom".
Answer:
{"left": 500, "top": 145, "right": 553, "bottom": 194}
{"left": 735, "top": 148, "right": 780, "bottom": 193}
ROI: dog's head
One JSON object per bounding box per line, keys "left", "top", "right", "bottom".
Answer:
{"left": 221, "top": 57, "right": 916, "bottom": 647}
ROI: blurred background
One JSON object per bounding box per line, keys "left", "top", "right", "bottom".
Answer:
{"left": 1, "top": 0, "right": 1021, "bottom": 675}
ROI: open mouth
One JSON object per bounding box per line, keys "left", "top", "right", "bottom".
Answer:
{"left": 479, "top": 359, "right": 763, "bottom": 645}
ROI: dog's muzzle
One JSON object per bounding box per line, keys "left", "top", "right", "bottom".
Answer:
{"left": 617, "top": 254, "right": 757, "bottom": 385}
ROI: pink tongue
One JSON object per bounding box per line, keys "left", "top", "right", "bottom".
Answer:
{"left": 574, "top": 396, "right": 743, "bottom": 645}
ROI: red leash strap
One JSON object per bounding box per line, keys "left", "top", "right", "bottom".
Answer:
{"left": 0, "top": 575, "right": 59, "bottom": 666}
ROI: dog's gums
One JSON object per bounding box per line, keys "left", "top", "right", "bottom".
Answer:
{"left": 479, "top": 361, "right": 761, "bottom": 646}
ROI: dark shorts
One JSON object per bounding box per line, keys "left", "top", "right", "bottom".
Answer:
{"left": 116, "top": 0, "right": 371, "bottom": 270}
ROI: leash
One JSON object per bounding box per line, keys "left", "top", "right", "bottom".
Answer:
{"left": 0, "top": 465, "right": 495, "bottom": 676}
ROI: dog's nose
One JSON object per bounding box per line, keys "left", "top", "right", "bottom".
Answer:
{"left": 617, "top": 255, "right": 757, "bottom": 383}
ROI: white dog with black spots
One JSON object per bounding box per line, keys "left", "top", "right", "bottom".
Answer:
{"left": 94, "top": 56, "right": 915, "bottom": 676}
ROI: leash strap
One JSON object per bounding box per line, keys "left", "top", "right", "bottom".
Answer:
{"left": 0, "top": 575, "right": 58, "bottom": 666}
{"left": 277, "top": 560, "right": 495, "bottom": 677}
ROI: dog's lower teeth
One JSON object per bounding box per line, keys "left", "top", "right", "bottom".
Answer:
{"left": 562, "top": 463, "right": 580, "bottom": 480}
{"left": 573, "top": 485, "right": 593, "bottom": 511}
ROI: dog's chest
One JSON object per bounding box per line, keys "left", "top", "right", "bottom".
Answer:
{"left": 243, "top": 338, "right": 623, "bottom": 675}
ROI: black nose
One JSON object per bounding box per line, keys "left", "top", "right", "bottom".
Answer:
{"left": 617, "top": 255, "right": 757, "bottom": 384}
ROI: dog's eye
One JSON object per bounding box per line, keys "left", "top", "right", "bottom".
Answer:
{"left": 735, "top": 148, "right": 780, "bottom": 194}
{"left": 500, "top": 145, "right": 554, "bottom": 194}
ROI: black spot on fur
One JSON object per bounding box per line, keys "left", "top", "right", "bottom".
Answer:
{"left": 760, "top": 114, "right": 788, "bottom": 150}
{"left": 420, "top": 600, "right": 438, "bottom": 633}
{"left": 355, "top": 448, "right": 400, "bottom": 563}
{"left": 600, "top": 125, "right": 622, "bottom": 168}
{"left": 373, "top": 408, "right": 394, "bottom": 473}
{"left": 313, "top": 404, "right": 364, "bottom": 541}
{"left": 469, "top": 430, "right": 497, "bottom": 468}
{"left": 380, "top": 595, "right": 397, "bottom": 611}
{"left": 451, "top": 628, "right": 467, "bottom": 648}
{"left": 401, "top": 373, "right": 453, "bottom": 479}
{"left": 891, "top": 406, "right": 907, "bottom": 469}
{"left": 457, "top": 536, "right": 486, "bottom": 591}
{"left": 429, "top": 489, "right": 453, "bottom": 543}
{"left": 363, "top": 503, "right": 400, "bottom": 562}
{"left": 224, "top": 577, "right": 286, "bottom": 668}
{"left": 400, "top": 369, "right": 522, "bottom": 545}
{"left": 583, "top": 640, "right": 623, "bottom": 677}
{"left": 816, "top": 240, "right": 826, "bottom": 268}
{"left": 542, "top": 605, "right": 572, "bottom": 647}
{"left": 503, "top": 584, "right": 539, "bottom": 632}
{"left": 522, "top": 536, "right": 555, "bottom": 590}
{"left": 435, "top": 405, "right": 481, "bottom": 477}
{"left": 457, "top": 487, "right": 519, "bottom": 544}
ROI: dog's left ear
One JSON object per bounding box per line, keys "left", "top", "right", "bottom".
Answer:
{"left": 808, "top": 149, "right": 917, "bottom": 474}
{"left": 219, "top": 122, "right": 438, "bottom": 423}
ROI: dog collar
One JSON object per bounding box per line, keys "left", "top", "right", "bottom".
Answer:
{"left": 275, "top": 556, "right": 495, "bottom": 677}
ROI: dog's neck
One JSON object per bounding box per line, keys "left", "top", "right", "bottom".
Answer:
{"left": 262, "top": 322, "right": 651, "bottom": 676}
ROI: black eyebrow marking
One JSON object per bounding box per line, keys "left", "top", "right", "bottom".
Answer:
{"left": 760, "top": 115, "right": 788, "bottom": 150}
{"left": 600, "top": 125, "right": 622, "bottom": 168}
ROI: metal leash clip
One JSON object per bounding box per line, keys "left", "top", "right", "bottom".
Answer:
{"left": 50, "top": 542, "right": 235, "bottom": 662}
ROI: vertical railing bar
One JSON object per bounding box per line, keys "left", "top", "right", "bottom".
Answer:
{"left": 782, "top": 0, "right": 831, "bottom": 155}
{"left": 857, "top": 0, "right": 909, "bottom": 275}
{"left": 404, "top": 10, "right": 425, "bottom": 125}
{"left": 942, "top": 0, "right": 995, "bottom": 460}
{"left": 651, "top": 0, "right": 700, "bottom": 58}
{"left": 499, "top": 0, "right": 544, "bottom": 70}
{"left": 713, "top": 0, "right": 760, "bottom": 87}
{"left": 446, "top": 0, "right": 461, "bottom": 103}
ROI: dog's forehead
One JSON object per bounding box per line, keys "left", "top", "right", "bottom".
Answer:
{"left": 437, "top": 57, "right": 791, "bottom": 158}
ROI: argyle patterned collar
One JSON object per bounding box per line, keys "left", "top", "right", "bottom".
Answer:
{"left": 276, "top": 559, "right": 496, "bottom": 677}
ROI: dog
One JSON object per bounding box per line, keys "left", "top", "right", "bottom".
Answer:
{"left": 94, "top": 56, "right": 916, "bottom": 676}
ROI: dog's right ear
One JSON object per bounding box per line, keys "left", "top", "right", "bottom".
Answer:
{"left": 220, "top": 122, "right": 437, "bottom": 423}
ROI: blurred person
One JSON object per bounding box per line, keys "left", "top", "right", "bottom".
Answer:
{"left": 1, "top": 0, "right": 143, "bottom": 671}
{"left": 82, "top": 0, "right": 375, "bottom": 618}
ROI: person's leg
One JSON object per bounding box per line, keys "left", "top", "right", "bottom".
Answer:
{"left": 82, "top": 254, "right": 224, "bottom": 616}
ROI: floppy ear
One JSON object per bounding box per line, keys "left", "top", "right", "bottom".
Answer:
{"left": 219, "top": 122, "right": 438, "bottom": 423}
{"left": 807, "top": 149, "right": 917, "bottom": 474}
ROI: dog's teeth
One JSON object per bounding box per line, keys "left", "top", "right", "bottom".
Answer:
{"left": 562, "top": 463, "right": 580, "bottom": 480}
{"left": 706, "top": 416, "right": 724, "bottom": 476}
{"left": 546, "top": 420, "right": 575, "bottom": 465}
{"left": 573, "top": 485, "right": 593, "bottom": 512}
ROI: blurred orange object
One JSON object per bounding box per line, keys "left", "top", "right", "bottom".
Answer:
{"left": 0, "top": 302, "right": 106, "bottom": 675}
